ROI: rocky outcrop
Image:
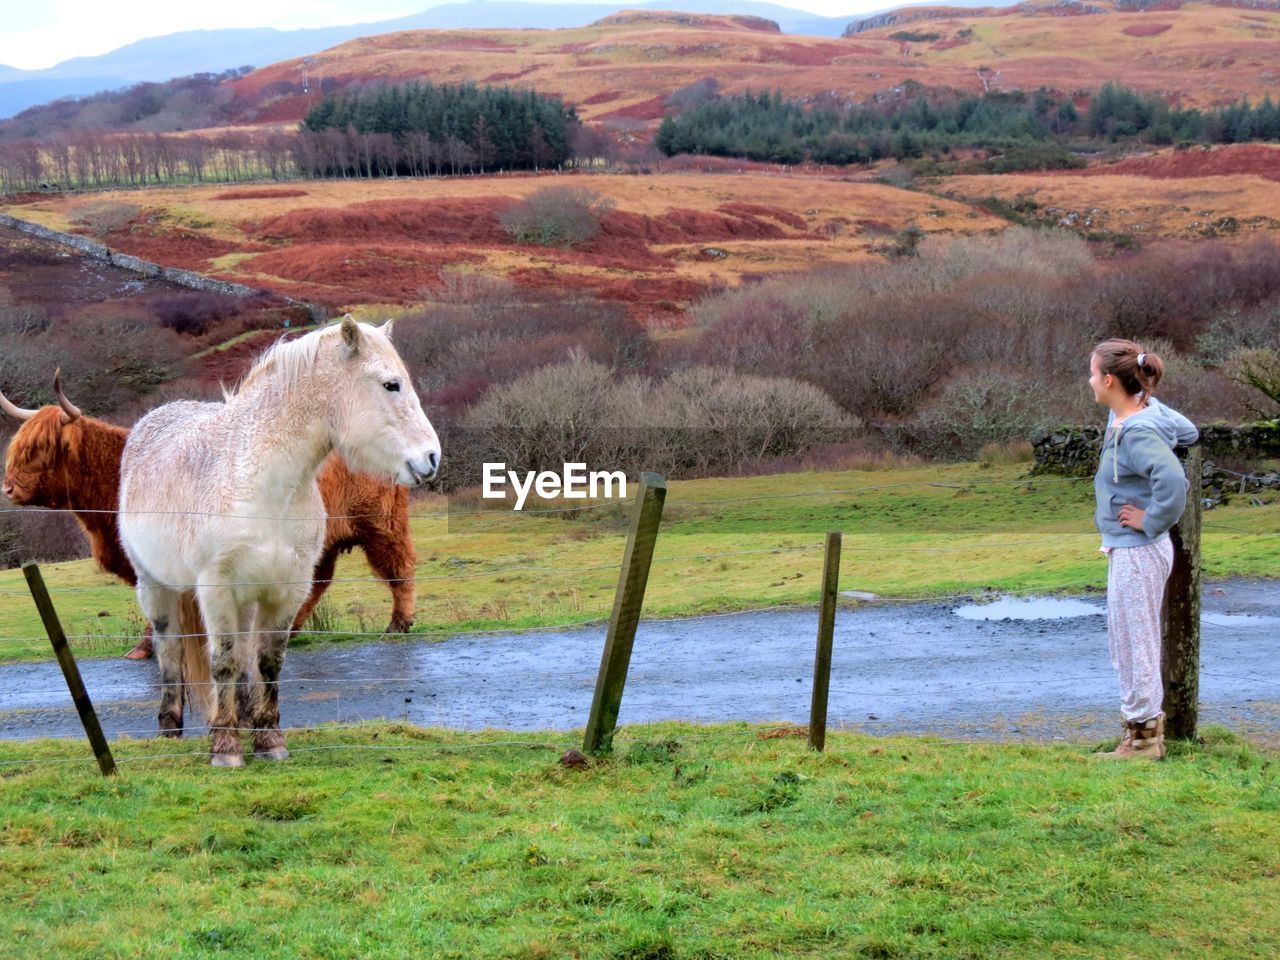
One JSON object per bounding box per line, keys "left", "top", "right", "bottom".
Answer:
{"left": 844, "top": 0, "right": 1190, "bottom": 34}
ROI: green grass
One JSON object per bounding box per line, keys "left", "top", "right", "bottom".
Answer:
{"left": 1, "top": 462, "right": 1277, "bottom": 664}
{"left": 1, "top": 722, "right": 1278, "bottom": 959}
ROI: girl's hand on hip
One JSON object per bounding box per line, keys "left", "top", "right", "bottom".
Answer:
{"left": 1118, "top": 504, "right": 1146, "bottom": 531}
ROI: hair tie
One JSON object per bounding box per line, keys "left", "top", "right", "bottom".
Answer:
{"left": 1137, "top": 352, "right": 1147, "bottom": 367}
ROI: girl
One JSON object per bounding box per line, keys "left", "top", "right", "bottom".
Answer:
{"left": 1089, "top": 339, "right": 1199, "bottom": 760}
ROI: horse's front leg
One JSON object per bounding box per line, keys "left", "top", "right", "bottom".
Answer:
{"left": 199, "top": 585, "right": 253, "bottom": 767}
{"left": 135, "top": 581, "right": 186, "bottom": 737}
{"left": 251, "top": 599, "right": 297, "bottom": 761}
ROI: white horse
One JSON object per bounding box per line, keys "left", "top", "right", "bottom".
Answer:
{"left": 119, "top": 317, "right": 440, "bottom": 767}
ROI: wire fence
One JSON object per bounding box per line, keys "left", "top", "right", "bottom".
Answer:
{"left": 1, "top": 471, "right": 1277, "bottom": 771}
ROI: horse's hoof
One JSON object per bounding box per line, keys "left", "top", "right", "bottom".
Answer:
{"left": 210, "top": 753, "right": 245, "bottom": 768}
{"left": 254, "top": 748, "right": 290, "bottom": 762}
{"left": 385, "top": 618, "right": 414, "bottom": 635}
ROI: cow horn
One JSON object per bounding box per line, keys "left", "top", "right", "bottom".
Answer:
{"left": 0, "top": 384, "right": 38, "bottom": 421}
{"left": 53, "top": 369, "right": 82, "bottom": 423}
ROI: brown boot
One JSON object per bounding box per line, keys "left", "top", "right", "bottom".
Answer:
{"left": 1096, "top": 713, "right": 1165, "bottom": 761}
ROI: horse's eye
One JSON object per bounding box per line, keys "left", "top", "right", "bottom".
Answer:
{"left": 383, "top": 380, "right": 401, "bottom": 392}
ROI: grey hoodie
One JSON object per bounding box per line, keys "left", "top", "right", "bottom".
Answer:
{"left": 1094, "top": 396, "right": 1200, "bottom": 548}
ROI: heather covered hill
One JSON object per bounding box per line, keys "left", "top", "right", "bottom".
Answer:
{"left": 847, "top": 0, "right": 1280, "bottom": 106}
{"left": 4, "top": 3, "right": 1278, "bottom": 141}
{"left": 939, "top": 142, "right": 1280, "bottom": 240}
{"left": 134, "top": 2, "right": 1280, "bottom": 132}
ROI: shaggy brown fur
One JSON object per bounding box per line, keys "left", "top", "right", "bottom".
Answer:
{"left": 4, "top": 407, "right": 418, "bottom": 722}
{"left": 4, "top": 407, "right": 211, "bottom": 718}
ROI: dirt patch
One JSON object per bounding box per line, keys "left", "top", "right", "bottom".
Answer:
{"left": 1122, "top": 23, "right": 1173, "bottom": 37}
{"left": 929, "top": 38, "right": 971, "bottom": 51}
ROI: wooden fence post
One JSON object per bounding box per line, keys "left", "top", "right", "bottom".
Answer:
{"left": 1162, "top": 445, "right": 1202, "bottom": 741}
{"left": 23, "top": 563, "right": 117, "bottom": 776}
{"left": 809, "top": 532, "right": 842, "bottom": 752}
{"left": 583, "top": 473, "right": 666, "bottom": 755}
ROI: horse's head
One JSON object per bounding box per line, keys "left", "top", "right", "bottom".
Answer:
{"left": 333, "top": 316, "right": 441, "bottom": 487}
{"left": 1, "top": 372, "right": 84, "bottom": 506}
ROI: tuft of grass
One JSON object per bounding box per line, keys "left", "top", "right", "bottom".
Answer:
{"left": 0, "top": 722, "right": 1277, "bottom": 959}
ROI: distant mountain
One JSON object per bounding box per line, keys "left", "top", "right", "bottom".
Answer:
{"left": 0, "top": 1, "right": 1011, "bottom": 119}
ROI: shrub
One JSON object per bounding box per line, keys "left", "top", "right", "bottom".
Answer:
{"left": 0, "top": 288, "right": 51, "bottom": 337}
{"left": 881, "top": 224, "right": 925, "bottom": 259}
{"left": 452, "top": 356, "right": 856, "bottom": 488}
{"left": 150, "top": 291, "right": 235, "bottom": 336}
{"left": 456, "top": 352, "right": 649, "bottom": 486}
{"left": 499, "top": 186, "right": 615, "bottom": 247}
{"left": 0, "top": 510, "right": 88, "bottom": 570}
{"left": 67, "top": 201, "right": 140, "bottom": 237}
{"left": 1223, "top": 347, "right": 1280, "bottom": 417}
{"left": 655, "top": 366, "right": 857, "bottom": 475}
{"left": 901, "top": 370, "right": 1065, "bottom": 459}
{"left": 395, "top": 283, "right": 653, "bottom": 418}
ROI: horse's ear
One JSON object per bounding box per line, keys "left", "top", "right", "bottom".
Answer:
{"left": 380, "top": 319, "right": 395, "bottom": 341}
{"left": 340, "top": 315, "right": 361, "bottom": 356}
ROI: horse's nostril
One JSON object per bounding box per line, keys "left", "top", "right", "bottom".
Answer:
{"left": 428, "top": 451, "right": 440, "bottom": 472}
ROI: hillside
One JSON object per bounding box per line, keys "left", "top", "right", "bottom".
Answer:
{"left": 0, "top": 173, "right": 1005, "bottom": 320}
{"left": 848, "top": 0, "right": 1280, "bottom": 106}
{"left": 0, "top": 1, "right": 869, "bottom": 121}
{"left": 226, "top": 1, "right": 1280, "bottom": 130}
{"left": 5, "top": 1, "right": 1276, "bottom": 139}
{"left": 938, "top": 141, "right": 1280, "bottom": 240}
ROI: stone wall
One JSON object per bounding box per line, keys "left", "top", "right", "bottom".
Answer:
{"left": 1033, "top": 420, "right": 1280, "bottom": 502}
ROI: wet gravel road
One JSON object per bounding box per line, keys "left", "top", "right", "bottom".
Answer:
{"left": 1, "top": 579, "right": 1276, "bottom": 746}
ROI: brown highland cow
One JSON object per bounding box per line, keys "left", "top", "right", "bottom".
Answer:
{"left": 2, "top": 375, "right": 418, "bottom": 725}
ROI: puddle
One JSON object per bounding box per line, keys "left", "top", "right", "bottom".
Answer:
{"left": 954, "top": 597, "right": 1106, "bottom": 621}
{"left": 956, "top": 596, "right": 1280, "bottom": 627}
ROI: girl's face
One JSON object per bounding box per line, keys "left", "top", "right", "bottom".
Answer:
{"left": 1088, "top": 353, "right": 1112, "bottom": 405}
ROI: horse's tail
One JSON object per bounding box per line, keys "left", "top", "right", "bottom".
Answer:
{"left": 178, "top": 593, "right": 213, "bottom": 723}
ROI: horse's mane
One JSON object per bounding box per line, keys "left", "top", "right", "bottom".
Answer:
{"left": 224, "top": 321, "right": 402, "bottom": 401}
{"left": 224, "top": 329, "right": 328, "bottom": 401}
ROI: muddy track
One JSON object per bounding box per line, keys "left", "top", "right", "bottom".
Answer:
{"left": 1, "top": 579, "right": 1276, "bottom": 747}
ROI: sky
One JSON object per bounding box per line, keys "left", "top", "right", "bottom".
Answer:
{"left": 0, "top": 0, "right": 881, "bottom": 72}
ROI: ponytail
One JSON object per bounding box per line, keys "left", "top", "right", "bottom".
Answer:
{"left": 1094, "top": 338, "right": 1163, "bottom": 397}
